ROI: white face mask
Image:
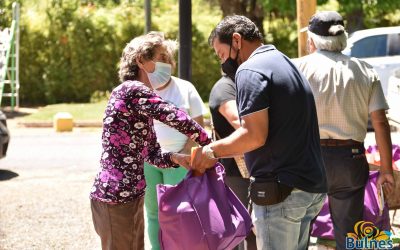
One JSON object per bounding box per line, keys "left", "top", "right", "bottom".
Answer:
{"left": 145, "top": 61, "right": 172, "bottom": 89}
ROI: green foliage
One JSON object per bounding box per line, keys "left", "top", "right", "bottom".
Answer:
{"left": 262, "top": 0, "right": 297, "bottom": 19}
{"left": 191, "top": 25, "right": 221, "bottom": 101}
{"left": 18, "top": 27, "right": 48, "bottom": 105}
{"left": 358, "top": 0, "right": 400, "bottom": 28}
{"left": 0, "top": 0, "right": 14, "bottom": 28}
{"left": 336, "top": 0, "right": 400, "bottom": 32}
{"left": 80, "top": 0, "right": 121, "bottom": 7}
{"left": 18, "top": 1, "right": 144, "bottom": 105}
{"left": 8, "top": 0, "right": 223, "bottom": 105}
{"left": 261, "top": 0, "right": 400, "bottom": 33}
{"left": 149, "top": 0, "right": 222, "bottom": 102}
{"left": 90, "top": 90, "right": 110, "bottom": 103}
{"left": 3, "top": 0, "right": 400, "bottom": 105}
{"left": 264, "top": 17, "right": 298, "bottom": 58}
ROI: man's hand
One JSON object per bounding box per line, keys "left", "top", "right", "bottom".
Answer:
{"left": 191, "top": 146, "right": 218, "bottom": 173}
{"left": 171, "top": 153, "right": 191, "bottom": 170}
{"left": 178, "top": 116, "right": 204, "bottom": 155}
{"left": 377, "top": 172, "right": 395, "bottom": 195}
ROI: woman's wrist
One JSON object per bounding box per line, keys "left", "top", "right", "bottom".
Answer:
{"left": 169, "top": 152, "right": 180, "bottom": 168}
{"left": 170, "top": 152, "right": 176, "bottom": 163}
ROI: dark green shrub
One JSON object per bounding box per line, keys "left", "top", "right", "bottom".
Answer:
{"left": 19, "top": 1, "right": 144, "bottom": 105}
{"left": 12, "top": 1, "right": 221, "bottom": 105}
{"left": 191, "top": 25, "right": 220, "bottom": 101}
{"left": 5, "top": 0, "right": 400, "bottom": 106}
{"left": 19, "top": 26, "right": 48, "bottom": 106}
{"left": 90, "top": 90, "right": 110, "bottom": 103}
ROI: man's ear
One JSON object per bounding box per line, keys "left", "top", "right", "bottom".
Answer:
{"left": 232, "top": 32, "right": 242, "bottom": 50}
{"left": 308, "top": 37, "right": 316, "bottom": 53}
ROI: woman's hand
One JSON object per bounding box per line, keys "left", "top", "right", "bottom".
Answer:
{"left": 171, "top": 153, "right": 191, "bottom": 170}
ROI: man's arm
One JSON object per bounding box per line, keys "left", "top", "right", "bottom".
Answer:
{"left": 218, "top": 100, "right": 241, "bottom": 129}
{"left": 371, "top": 109, "right": 394, "bottom": 194}
{"left": 191, "top": 108, "right": 269, "bottom": 171}
{"left": 179, "top": 116, "right": 204, "bottom": 154}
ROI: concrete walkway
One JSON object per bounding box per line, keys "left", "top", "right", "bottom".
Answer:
{"left": 1, "top": 110, "right": 399, "bottom": 249}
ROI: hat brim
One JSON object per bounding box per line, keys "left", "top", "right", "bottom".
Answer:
{"left": 299, "top": 26, "right": 308, "bottom": 33}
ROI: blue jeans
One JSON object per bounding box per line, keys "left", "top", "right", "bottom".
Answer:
{"left": 252, "top": 189, "right": 326, "bottom": 250}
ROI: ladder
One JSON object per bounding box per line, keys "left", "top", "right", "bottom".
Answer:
{"left": 0, "top": 2, "right": 20, "bottom": 111}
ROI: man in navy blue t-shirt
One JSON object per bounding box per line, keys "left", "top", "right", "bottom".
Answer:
{"left": 192, "top": 15, "right": 327, "bottom": 250}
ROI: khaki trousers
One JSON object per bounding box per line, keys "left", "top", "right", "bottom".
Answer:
{"left": 91, "top": 198, "right": 144, "bottom": 250}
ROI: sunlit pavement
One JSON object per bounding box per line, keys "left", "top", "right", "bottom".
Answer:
{"left": 2, "top": 118, "right": 400, "bottom": 249}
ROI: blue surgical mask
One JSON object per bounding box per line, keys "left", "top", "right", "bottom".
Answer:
{"left": 146, "top": 61, "right": 172, "bottom": 89}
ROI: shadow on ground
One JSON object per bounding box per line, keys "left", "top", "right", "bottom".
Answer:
{"left": 0, "top": 169, "right": 19, "bottom": 181}
{"left": 2, "top": 109, "right": 31, "bottom": 119}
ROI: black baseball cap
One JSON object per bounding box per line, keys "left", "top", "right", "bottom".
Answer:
{"left": 307, "top": 11, "right": 345, "bottom": 36}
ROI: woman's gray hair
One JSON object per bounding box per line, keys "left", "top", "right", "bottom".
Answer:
{"left": 118, "top": 31, "right": 177, "bottom": 82}
{"left": 308, "top": 30, "right": 348, "bottom": 52}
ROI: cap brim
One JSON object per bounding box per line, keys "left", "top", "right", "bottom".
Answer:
{"left": 300, "top": 26, "right": 308, "bottom": 33}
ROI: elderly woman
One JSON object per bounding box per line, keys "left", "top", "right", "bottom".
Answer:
{"left": 89, "top": 32, "right": 211, "bottom": 250}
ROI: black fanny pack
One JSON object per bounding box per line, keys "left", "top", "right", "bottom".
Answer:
{"left": 249, "top": 175, "right": 294, "bottom": 206}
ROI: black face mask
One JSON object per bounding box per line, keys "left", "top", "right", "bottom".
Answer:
{"left": 221, "top": 43, "right": 239, "bottom": 82}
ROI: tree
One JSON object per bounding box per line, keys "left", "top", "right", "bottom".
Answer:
{"left": 206, "top": 0, "right": 400, "bottom": 58}
{"left": 337, "top": 0, "right": 400, "bottom": 32}
{"left": 218, "top": 0, "right": 265, "bottom": 36}
{"left": 0, "top": 0, "right": 14, "bottom": 28}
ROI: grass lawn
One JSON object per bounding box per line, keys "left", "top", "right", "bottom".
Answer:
{"left": 21, "top": 101, "right": 108, "bottom": 122}
{"left": 20, "top": 101, "right": 210, "bottom": 122}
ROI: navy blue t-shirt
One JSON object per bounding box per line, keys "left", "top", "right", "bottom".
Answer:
{"left": 236, "top": 45, "right": 327, "bottom": 193}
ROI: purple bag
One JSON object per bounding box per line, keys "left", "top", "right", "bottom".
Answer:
{"left": 157, "top": 163, "right": 253, "bottom": 250}
{"left": 311, "top": 171, "right": 390, "bottom": 239}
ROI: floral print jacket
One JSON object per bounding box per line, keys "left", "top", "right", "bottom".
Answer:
{"left": 90, "top": 81, "right": 211, "bottom": 203}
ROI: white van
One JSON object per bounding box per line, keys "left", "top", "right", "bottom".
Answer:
{"left": 387, "top": 69, "right": 400, "bottom": 125}
{"left": 342, "top": 26, "right": 400, "bottom": 98}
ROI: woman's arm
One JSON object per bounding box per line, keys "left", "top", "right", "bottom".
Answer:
{"left": 144, "top": 143, "right": 191, "bottom": 169}
{"left": 132, "top": 85, "right": 211, "bottom": 146}
{"left": 179, "top": 115, "right": 204, "bottom": 154}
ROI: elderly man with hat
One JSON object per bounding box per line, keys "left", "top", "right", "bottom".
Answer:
{"left": 295, "top": 11, "right": 394, "bottom": 249}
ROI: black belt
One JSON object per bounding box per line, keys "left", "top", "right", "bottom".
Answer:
{"left": 320, "top": 139, "right": 362, "bottom": 147}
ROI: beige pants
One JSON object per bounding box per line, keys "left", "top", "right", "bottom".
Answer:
{"left": 91, "top": 198, "right": 144, "bottom": 250}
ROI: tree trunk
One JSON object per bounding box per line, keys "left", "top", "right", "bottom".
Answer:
{"left": 248, "top": 0, "right": 265, "bottom": 37}
{"left": 345, "top": 8, "right": 364, "bottom": 33}
{"left": 218, "top": 0, "right": 265, "bottom": 37}
{"left": 339, "top": 1, "right": 364, "bottom": 33}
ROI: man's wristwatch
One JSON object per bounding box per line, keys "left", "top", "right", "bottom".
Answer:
{"left": 203, "top": 145, "right": 217, "bottom": 159}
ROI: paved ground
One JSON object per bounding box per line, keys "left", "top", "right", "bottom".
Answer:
{"left": 0, "top": 117, "right": 399, "bottom": 249}
{"left": 0, "top": 119, "right": 152, "bottom": 250}
{"left": 0, "top": 119, "right": 103, "bottom": 249}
